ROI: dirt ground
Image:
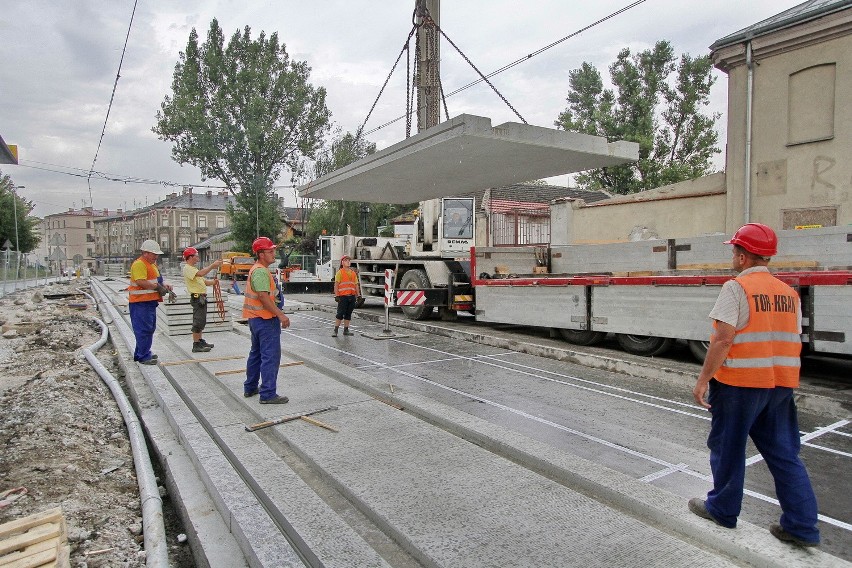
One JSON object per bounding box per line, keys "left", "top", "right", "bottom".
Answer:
{"left": 0, "top": 282, "right": 195, "bottom": 567}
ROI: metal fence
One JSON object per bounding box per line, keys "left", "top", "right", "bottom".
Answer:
{"left": 0, "top": 250, "right": 59, "bottom": 298}
{"left": 490, "top": 209, "right": 551, "bottom": 246}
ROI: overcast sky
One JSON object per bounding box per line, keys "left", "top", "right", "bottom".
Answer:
{"left": 1, "top": 0, "right": 802, "bottom": 218}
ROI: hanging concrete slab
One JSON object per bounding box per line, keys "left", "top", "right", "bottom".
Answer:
{"left": 298, "top": 114, "right": 639, "bottom": 204}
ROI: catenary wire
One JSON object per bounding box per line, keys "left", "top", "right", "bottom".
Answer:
{"left": 86, "top": 0, "right": 140, "bottom": 204}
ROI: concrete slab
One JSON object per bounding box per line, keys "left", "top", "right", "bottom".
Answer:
{"left": 298, "top": 114, "right": 639, "bottom": 203}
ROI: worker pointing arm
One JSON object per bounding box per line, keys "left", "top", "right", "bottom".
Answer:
{"left": 182, "top": 248, "right": 224, "bottom": 352}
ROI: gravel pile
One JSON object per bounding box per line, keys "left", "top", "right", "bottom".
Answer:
{"left": 0, "top": 283, "right": 193, "bottom": 567}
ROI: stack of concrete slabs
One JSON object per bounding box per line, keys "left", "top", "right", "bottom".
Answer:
{"left": 298, "top": 114, "right": 639, "bottom": 203}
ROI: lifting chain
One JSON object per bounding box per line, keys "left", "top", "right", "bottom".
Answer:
{"left": 355, "top": 23, "right": 418, "bottom": 142}
{"left": 423, "top": 12, "right": 527, "bottom": 124}
{"left": 406, "top": 37, "right": 413, "bottom": 138}
{"left": 358, "top": 5, "right": 527, "bottom": 143}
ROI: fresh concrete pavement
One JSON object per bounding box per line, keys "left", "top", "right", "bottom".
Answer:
{"left": 91, "top": 277, "right": 850, "bottom": 567}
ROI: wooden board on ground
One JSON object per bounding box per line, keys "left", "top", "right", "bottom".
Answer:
{"left": 215, "top": 361, "right": 304, "bottom": 376}
{"left": 0, "top": 507, "right": 70, "bottom": 568}
{"left": 160, "top": 355, "right": 246, "bottom": 366}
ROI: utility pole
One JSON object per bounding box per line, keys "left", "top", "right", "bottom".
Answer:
{"left": 415, "top": 0, "right": 441, "bottom": 250}
{"left": 416, "top": 0, "right": 441, "bottom": 132}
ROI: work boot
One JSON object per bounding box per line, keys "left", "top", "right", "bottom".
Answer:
{"left": 343, "top": 328, "right": 354, "bottom": 336}
{"left": 139, "top": 357, "right": 158, "bottom": 366}
{"left": 331, "top": 327, "right": 339, "bottom": 337}
{"left": 200, "top": 338, "right": 214, "bottom": 348}
{"left": 688, "top": 498, "right": 725, "bottom": 527}
{"left": 192, "top": 341, "right": 212, "bottom": 353}
{"left": 769, "top": 523, "right": 819, "bottom": 547}
{"left": 259, "top": 395, "right": 289, "bottom": 404}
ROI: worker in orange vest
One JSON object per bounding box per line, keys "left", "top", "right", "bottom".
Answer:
{"left": 128, "top": 240, "right": 173, "bottom": 365}
{"left": 689, "top": 223, "right": 819, "bottom": 547}
{"left": 332, "top": 254, "right": 362, "bottom": 337}
{"left": 241, "top": 237, "right": 290, "bottom": 404}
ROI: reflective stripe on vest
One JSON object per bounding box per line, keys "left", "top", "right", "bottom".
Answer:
{"left": 128, "top": 258, "right": 161, "bottom": 303}
{"left": 336, "top": 268, "right": 358, "bottom": 296}
{"left": 241, "top": 263, "right": 277, "bottom": 319}
{"left": 714, "top": 271, "right": 801, "bottom": 388}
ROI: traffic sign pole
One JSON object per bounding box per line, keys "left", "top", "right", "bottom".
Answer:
{"left": 362, "top": 269, "right": 408, "bottom": 340}
{"left": 383, "top": 269, "right": 394, "bottom": 334}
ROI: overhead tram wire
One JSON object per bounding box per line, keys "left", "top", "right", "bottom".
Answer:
{"left": 86, "top": 0, "right": 139, "bottom": 206}
{"left": 361, "top": 0, "right": 648, "bottom": 138}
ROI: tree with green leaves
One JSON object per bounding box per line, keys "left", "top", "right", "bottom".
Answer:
{"left": 303, "top": 131, "right": 417, "bottom": 241}
{"left": 556, "top": 40, "right": 720, "bottom": 194}
{"left": 0, "top": 172, "right": 40, "bottom": 254}
{"left": 154, "top": 19, "right": 331, "bottom": 251}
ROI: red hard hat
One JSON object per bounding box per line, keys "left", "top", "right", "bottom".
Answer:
{"left": 182, "top": 247, "right": 198, "bottom": 260}
{"left": 725, "top": 223, "right": 778, "bottom": 256}
{"left": 341, "top": 254, "right": 351, "bottom": 261}
{"left": 252, "top": 237, "right": 276, "bottom": 253}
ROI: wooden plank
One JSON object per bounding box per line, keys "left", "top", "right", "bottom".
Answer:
{"left": 0, "top": 508, "right": 67, "bottom": 568}
{"left": 0, "top": 509, "right": 62, "bottom": 539}
{"left": 0, "top": 524, "right": 59, "bottom": 557}
{"left": 372, "top": 396, "right": 404, "bottom": 411}
{"left": 1, "top": 547, "right": 56, "bottom": 568}
{"left": 215, "top": 361, "right": 303, "bottom": 377}
{"left": 300, "top": 416, "right": 339, "bottom": 432}
{"left": 160, "top": 355, "right": 246, "bottom": 366}
{"left": 0, "top": 538, "right": 56, "bottom": 567}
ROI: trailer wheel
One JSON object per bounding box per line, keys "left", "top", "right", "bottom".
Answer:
{"left": 399, "top": 269, "right": 433, "bottom": 320}
{"left": 688, "top": 340, "right": 710, "bottom": 363}
{"left": 559, "top": 329, "right": 606, "bottom": 346}
{"left": 616, "top": 334, "right": 674, "bottom": 357}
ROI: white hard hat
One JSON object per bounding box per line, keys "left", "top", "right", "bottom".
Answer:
{"left": 140, "top": 239, "right": 164, "bottom": 255}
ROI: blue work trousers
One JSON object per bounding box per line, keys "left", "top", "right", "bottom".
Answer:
{"left": 129, "top": 300, "right": 158, "bottom": 362}
{"left": 244, "top": 317, "right": 282, "bottom": 401}
{"left": 704, "top": 380, "right": 819, "bottom": 544}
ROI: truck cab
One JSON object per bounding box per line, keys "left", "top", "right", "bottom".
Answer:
{"left": 220, "top": 251, "right": 253, "bottom": 280}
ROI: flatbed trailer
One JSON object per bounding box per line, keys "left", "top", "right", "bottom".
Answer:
{"left": 468, "top": 244, "right": 852, "bottom": 361}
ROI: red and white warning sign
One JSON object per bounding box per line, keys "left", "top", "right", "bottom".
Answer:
{"left": 384, "top": 269, "right": 394, "bottom": 306}
{"left": 396, "top": 290, "right": 426, "bottom": 306}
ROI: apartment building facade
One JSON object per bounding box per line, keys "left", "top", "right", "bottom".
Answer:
{"left": 93, "top": 188, "right": 236, "bottom": 271}
{"left": 37, "top": 207, "right": 115, "bottom": 273}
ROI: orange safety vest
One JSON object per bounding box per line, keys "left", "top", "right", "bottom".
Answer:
{"left": 128, "top": 258, "right": 162, "bottom": 303}
{"left": 336, "top": 267, "right": 359, "bottom": 296}
{"left": 242, "top": 262, "right": 277, "bottom": 319}
{"left": 714, "top": 271, "right": 801, "bottom": 388}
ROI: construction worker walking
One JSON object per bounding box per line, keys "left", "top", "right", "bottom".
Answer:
{"left": 242, "top": 237, "right": 290, "bottom": 404}
{"left": 182, "top": 247, "right": 222, "bottom": 353}
{"left": 128, "top": 240, "right": 173, "bottom": 365}
{"left": 689, "top": 223, "right": 820, "bottom": 547}
{"left": 332, "top": 254, "right": 362, "bottom": 337}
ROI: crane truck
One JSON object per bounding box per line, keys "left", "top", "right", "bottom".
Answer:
{"left": 314, "top": 196, "right": 476, "bottom": 318}
{"left": 309, "top": 198, "right": 851, "bottom": 363}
